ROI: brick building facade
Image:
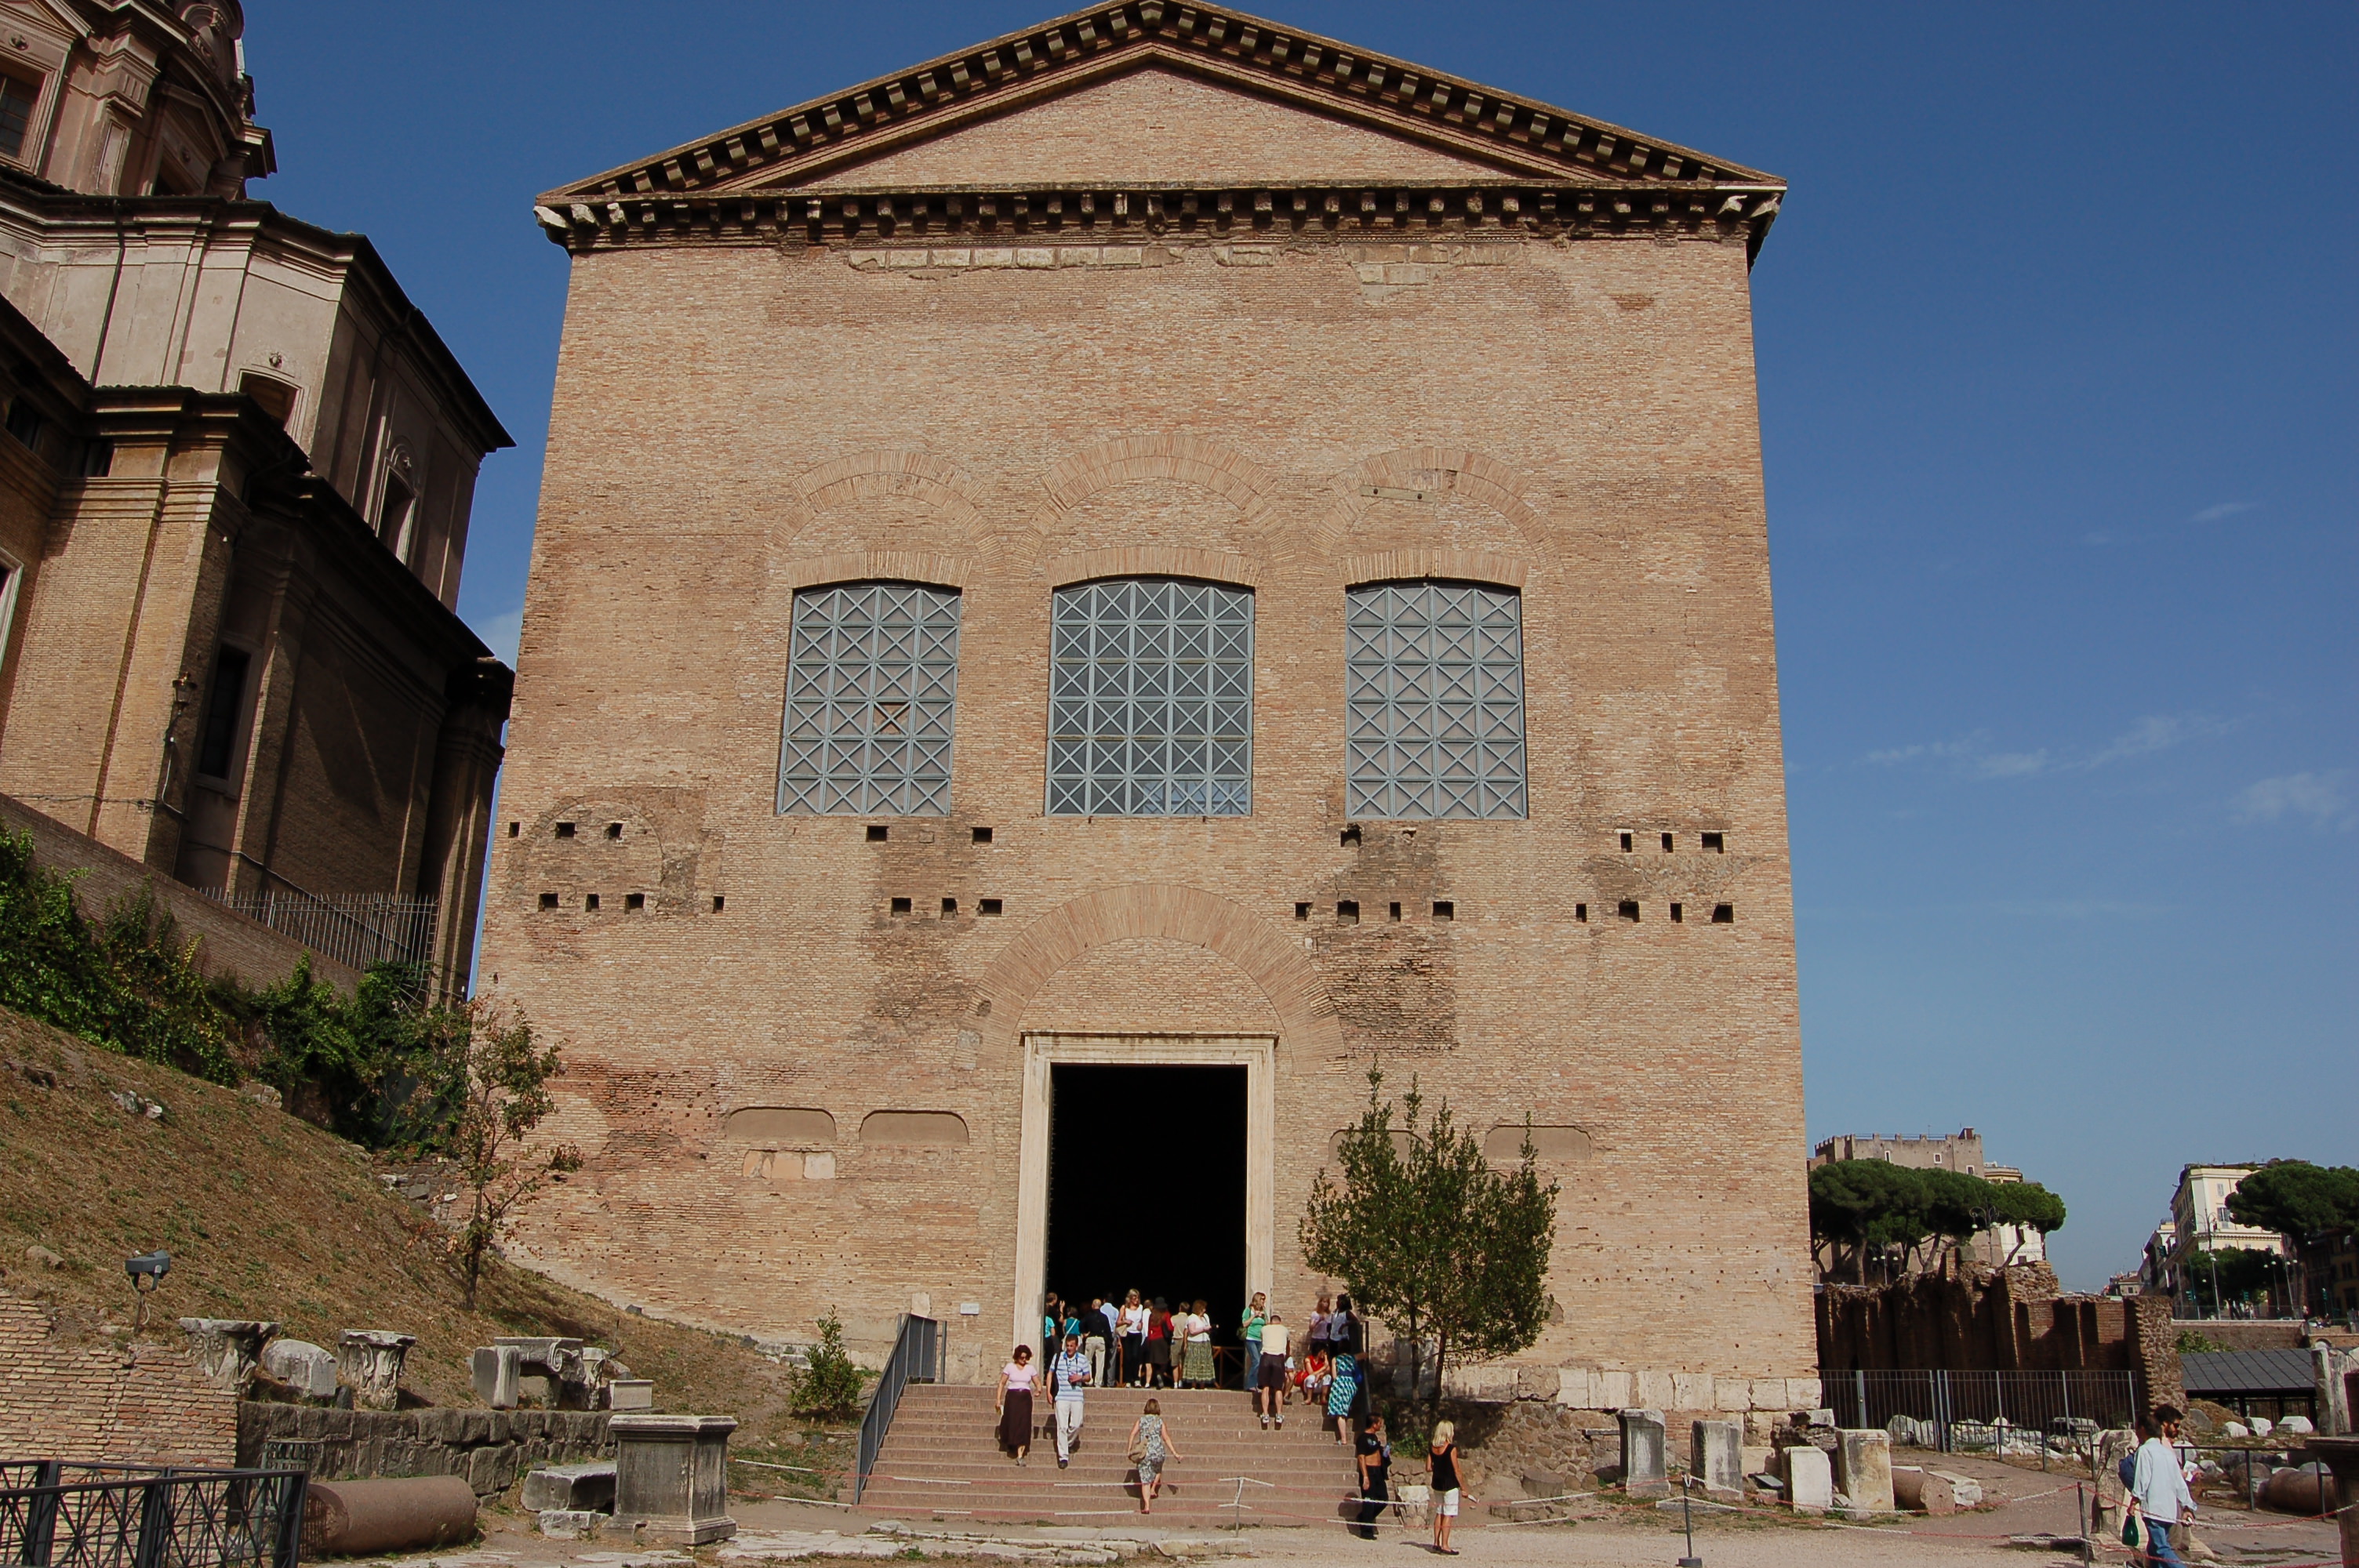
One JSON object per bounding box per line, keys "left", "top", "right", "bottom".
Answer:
{"left": 489, "top": 2, "right": 1814, "bottom": 1396}
{"left": 0, "top": 1, "right": 511, "bottom": 994}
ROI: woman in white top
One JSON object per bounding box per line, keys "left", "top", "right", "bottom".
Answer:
{"left": 1181, "top": 1299, "right": 1215, "bottom": 1387}
{"left": 996, "top": 1345, "right": 1038, "bottom": 1464}
{"left": 1118, "top": 1290, "right": 1151, "bottom": 1387}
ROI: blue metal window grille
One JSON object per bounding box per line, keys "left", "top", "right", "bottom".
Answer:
{"left": 1345, "top": 580, "right": 1527, "bottom": 819}
{"left": 1048, "top": 578, "right": 1253, "bottom": 816}
{"left": 778, "top": 582, "right": 961, "bottom": 815}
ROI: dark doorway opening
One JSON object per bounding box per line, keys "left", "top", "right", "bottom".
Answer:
{"left": 1045, "top": 1065, "right": 1246, "bottom": 1357}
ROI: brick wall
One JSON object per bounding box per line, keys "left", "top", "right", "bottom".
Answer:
{"left": 0, "top": 1288, "right": 236, "bottom": 1465}
{"left": 1816, "top": 1264, "right": 2184, "bottom": 1409}
{"left": 485, "top": 60, "right": 1812, "bottom": 1390}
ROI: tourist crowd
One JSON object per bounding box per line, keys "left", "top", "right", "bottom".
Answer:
{"left": 997, "top": 1290, "right": 1463, "bottom": 1544}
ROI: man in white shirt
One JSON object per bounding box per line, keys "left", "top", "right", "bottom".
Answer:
{"left": 1050, "top": 1332, "right": 1092, "bottom": 1468}
{"left": 1256, "top": 1313, "right": 1292, "bottom": 1428}
{"left": 2129, "top": 1405, "right": 2197, "bottom": 1566}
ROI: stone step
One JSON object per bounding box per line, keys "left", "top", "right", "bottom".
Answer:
{"left": 859, "top": 1381, "right": 1358, "bottom": 1529}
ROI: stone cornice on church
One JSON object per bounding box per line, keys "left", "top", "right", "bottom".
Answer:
{"left": 537, "top": 0, "right": 1785, "bottom": 251}
{"left": 533, "top": 177, "right": 1785, "bottom": 265}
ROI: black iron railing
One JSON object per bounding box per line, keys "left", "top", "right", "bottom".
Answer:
{"left": 0, "top": 1462, "right": 307, "bottom": 1568}
{"left": 853, "top": 1314, "right": 940, "bottom": 1504}
{"left": 1824, "top": 1369, "right": 2140, "bottom": 1457}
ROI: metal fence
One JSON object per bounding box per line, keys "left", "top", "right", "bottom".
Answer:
{"left": 201, "top": 887, "right": 438, "bottom": 973}
{"left": 0, "top": 1462, "right": 307, "bottom": 1568}
{"left": 853, "top": 1313, "right": 941, "bottom": 1504}
{"left": 1825, "top": 1369, "right": 2141, "bottom": 1457}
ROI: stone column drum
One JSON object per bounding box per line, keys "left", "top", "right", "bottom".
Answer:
{"left": 337, "top": 1330, "right": 415, "bottom": 1410}
{"left": 612, "top": 1414, "right": 736, "bottom": 1545}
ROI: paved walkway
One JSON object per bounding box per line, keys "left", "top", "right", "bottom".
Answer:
{"left": 349, "top": 1459, "right": 2348, "bottom": 1568}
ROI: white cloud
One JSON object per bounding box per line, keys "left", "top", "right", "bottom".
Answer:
{"left": 2190, "top": 500, "right": 2258, "bottom": 524}
{"left": 470, "top": 606, "right": 522, "bottom": 668}
{"left": 2077, "top": 714, "right": 2230, "bottom": 770}
{"left": 1866, "top": 714, "right": 2230, "bottom": 781}
{"left": 2231, "top": 771, "right": 2351, "bottom": 829}
{"left": 1976, "top": 750, "right": 2050, "bottom": 779}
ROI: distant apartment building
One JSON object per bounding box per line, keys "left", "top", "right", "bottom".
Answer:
{"left": 1808, "top": 1129, "right": 2047, "bottom": 1269}
{"left": 2136, "top": 1165, "right": 2295, "bottom": 1318}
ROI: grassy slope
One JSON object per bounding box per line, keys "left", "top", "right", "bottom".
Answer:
{"left": 0, "top": 1005, "right": 845, "bottom": 1483}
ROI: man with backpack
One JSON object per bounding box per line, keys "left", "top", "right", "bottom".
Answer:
{"left": 2126, "top": 1406, "right": 2197, "bottom": 1566}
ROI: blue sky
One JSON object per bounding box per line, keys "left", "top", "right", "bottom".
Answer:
{"left": 246, "top": 3, "right": 2355, "bottom": 1291}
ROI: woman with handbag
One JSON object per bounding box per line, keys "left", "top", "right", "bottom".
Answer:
{"left": 1129, "top": 1397, "right": 1182, "bottom": 1514}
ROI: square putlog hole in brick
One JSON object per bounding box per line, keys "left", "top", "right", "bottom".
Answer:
{"left": 1670, "top": 902, "right": 1684, "bottom": 923}
{"left": 1388, "top": 902, "right": 1402, "bottom": 922}
{"left": 625, "top": 893, "right": 645, "bottom": 911}
{"left": 941, "top": 897, "right": 958, "bottom": 916}
{"left": 1432, "top": 901, "right": 1455, "bottom": 921}
{"left": 1294, "top": 902, "right": 1311, "bottom": 920}
{"left": 1701, "top": 831, "right": 1725, "bottom": 852}
{"left": 867, "top": 825, "right": 889, "bottom": 842}
{"left": 1340, "top": 825, "right": 1362, "bottom": 848}
{"left": 1575, "top": 902, "right": 1587, "bottom": 922}
{"left": 585, "top": 893, "right": 602, "bottom": 912}
{"left": 1661, "top": 833, "right": 1675, "bottom": 852}
{"left": 538, "top": 892, "right": 558, "bottom": 910}
{"left": 507, "top": 822, "right": 519, "bottom": 837}
{"left": 1618, "top": 900, "right": 1641, "bottom": 922}
{"left": 1618, "top": 830, "right": 1633, "bottom": 851}
{"left": 1336, "top": 900, "right": 1361, "bottom": 924}
{"left": 972, "top": 826, "right": 994, "bottom": 844}
{"left": 1712, "top": 903, "right": 1735, "bottom": 923}
{"left": 890, "top": 897, "right": 912, "bottom": 916}
{"left": 555, "top": 821, "right": 576, "bottom": 839}
{"left": 605, "top": 822, "right": 623, "bottom": 839}
{"left": 980, "top": 898, "right": 1003, "bottom": 916}
{"left": 711, "top": 895, "right": 725, "bottom": 913}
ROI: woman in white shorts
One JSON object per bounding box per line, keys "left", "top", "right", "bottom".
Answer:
{"left": 1428, "top": 1421, "right": 1463, "bottom": 1554}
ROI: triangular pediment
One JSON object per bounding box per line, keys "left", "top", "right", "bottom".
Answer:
{"left": 540, "top": 2, "right": 1780, "bottom": 205}
{"left": 743, "top": 64, "right": 1510, "bottom": 193}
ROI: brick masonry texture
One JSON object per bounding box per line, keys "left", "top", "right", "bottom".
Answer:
{"left": 0, "top": 1289, "right": 235, "bottom": 1465}
{"left": 485, "top": 60, "right": 1811, "bottom": 1392}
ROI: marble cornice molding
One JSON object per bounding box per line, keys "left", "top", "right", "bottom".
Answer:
{"left": 535, "top": 179, "right": 1784, "bottom": 263}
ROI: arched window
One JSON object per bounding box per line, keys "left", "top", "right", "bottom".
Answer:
{"left": 1048, "top": 577, "right": 1253, "bottom": 816}
{"left": 1344, "top": 580, "right": 1527, "bottom": 819}
{"left": 778, "top": 581, "right": 962, "bottom": 815}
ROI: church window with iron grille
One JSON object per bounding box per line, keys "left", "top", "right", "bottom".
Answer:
{"left": 1048, "top": 578, "right": 1253, "bottom": 816}
{"left": 777, "top": 581, "right": 961, "bottom": 815}
{"left": 1344, "top": 580, "right": 1528, "bottom": 819}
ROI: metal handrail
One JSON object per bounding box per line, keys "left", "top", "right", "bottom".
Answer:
{"left": 853, "top": 1314, "right": 940, "bottom": 1504}
{"left": 0, "top": 1463, "right": 307, "bottom": 1568}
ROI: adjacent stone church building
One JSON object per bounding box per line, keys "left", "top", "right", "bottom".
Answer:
{"left": 493, "top": 1, "right": 1816, "bottom": 1404}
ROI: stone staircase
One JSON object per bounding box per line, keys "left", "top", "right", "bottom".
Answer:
{"left": 856, "top": 1385, "right": 1362, "bottom": 1528}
